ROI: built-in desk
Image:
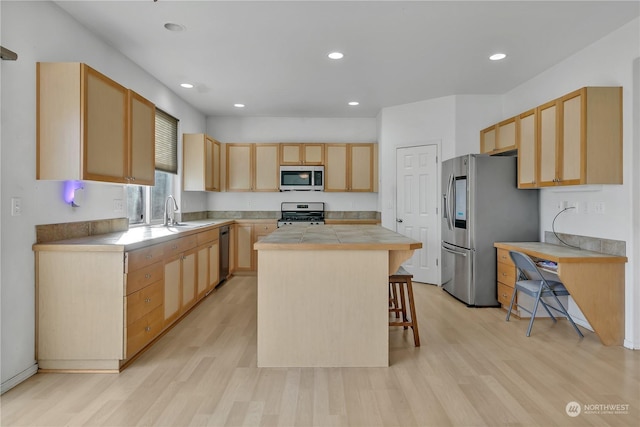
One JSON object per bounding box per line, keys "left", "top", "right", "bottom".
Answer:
{"left": 494, "top": 242, "right": 627, "bottom": 346}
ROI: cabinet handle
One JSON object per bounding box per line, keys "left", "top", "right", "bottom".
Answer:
{"left": 145, "top": 254, "right": 153, "bottom": 259}
{"left": 144, "top": 297, "right": 151, "bottom": 303}
{"left": 172, "top": 244, "right": 178, "bottom": 250}
{"left": 145, "top": 273, "right": 151, "bottom": 279}
{"left": 145, "top": 326, "right": 151, "bottom": 332}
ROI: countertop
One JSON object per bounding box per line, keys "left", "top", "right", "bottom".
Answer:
{"left": 33, "top": 219, "right": 236, "bottom": 252}
{"left": 494, "top": 241, "right": 627, "bottom": 263}
{"left": 254, "top": 224, "right": 422, "bottom": 251}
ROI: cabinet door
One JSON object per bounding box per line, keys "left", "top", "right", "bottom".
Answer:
{"left": 350, "top": 144, "right": 373, "bottom": 192}
{"left": 226, "top": 144, "right": 252, "bottom": 191}
{"left": 205, "top": 137, "right": 215, "bottom": 191}
{"left": 212, "top": 139, "right": 221, "bottom": 191}
{"left": 128, "top": 90, "right": 155, "bottom": 185}
{"left": 208, "top": 240, "right": 220, "bottom": 291}
{"left": 163, "top": 255, "right": 181, "bottom": 326}
{"left": 236, "top": 223, "right": 254, "bottom": 270}
{"left": 496, "top": 117, "right": 517, "bottom": 152}
{"left": 480, "top": 126, "right": 496, "bottom": 154}
{"left": 181, "top": 250, "right": 197, "bottom": 313}
{"left": 280, "top": 144, "right": 303, "bottom": 165}
{"left": 561, "top": 92, "right": 583, "bottom": 184}
{"left": 303, "top": 144, "right": 324, "bottom": 165}
{"left": 84, "top": 66, "right": 128, "bottom": 183}
{"left": 197, "top": 245, "right": 209, "bottom": 300}
{"left": 517, "top": 110, "right": 537, "bottom": 188}
{"left": 254, "top": 144, "right": 279, "bottom": 191}
{"left": 538, "top": 100, "right": 559, "bottom": 186}
{"left": 325, "top": 144, "right": 348, "bottom": 191}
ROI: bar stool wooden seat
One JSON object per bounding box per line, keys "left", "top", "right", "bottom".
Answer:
{"left": 389, "top": 266, "right": 420, "bottom": 346}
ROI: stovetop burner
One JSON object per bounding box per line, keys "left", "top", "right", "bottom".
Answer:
{"left": 278, "top": 202, "right": 325, "bottom": 226}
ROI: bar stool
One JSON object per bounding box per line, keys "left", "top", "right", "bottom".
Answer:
{"left": 389, "top": 266, "right": 420, "bottom": 346}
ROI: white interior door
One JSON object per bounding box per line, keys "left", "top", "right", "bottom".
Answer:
{"left": 395, "top": 145, "right": 440, "bottom": 284}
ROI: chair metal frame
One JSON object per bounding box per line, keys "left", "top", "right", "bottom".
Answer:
{"left": 506, "top": 251, "right": 584, "bottom": 338}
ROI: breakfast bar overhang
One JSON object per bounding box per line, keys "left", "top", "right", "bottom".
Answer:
{"left": 254, "top": 225, "right": 422, "bottom": 367}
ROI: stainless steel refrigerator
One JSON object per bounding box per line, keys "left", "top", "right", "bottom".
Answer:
{"left": 441, "top": 154, "right": 539, "bottom": 306}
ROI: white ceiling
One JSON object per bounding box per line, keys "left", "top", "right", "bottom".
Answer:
{"left": 53, "top": 0, "right": 639, "bottom": 118}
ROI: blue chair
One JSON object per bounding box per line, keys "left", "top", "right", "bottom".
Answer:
{"left": 506, "top": 251, "right": 583, "bottom": 338}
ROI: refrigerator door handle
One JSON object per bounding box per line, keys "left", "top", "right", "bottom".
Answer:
{"left": 445, "top": 173, "right": 454, "bottom": 230}
{"left": 442, "top": 245, "right": 468, "bottom": 257}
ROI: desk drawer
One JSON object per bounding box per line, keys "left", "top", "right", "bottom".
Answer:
{"left": 497, "top": 282, "right": 516, "bottom": 307}
{"left": 497, "top": 261, "right": 516, "bottom": 287}
{"left": 496, "top": 248, "right": 515, "bottom": 267}
{"left": 126, "top": 261, "right": 163, "bottom": 295}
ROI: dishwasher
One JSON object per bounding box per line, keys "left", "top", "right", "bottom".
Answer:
{"left": 218, "top": 225, "right": 230, "bottom": 285}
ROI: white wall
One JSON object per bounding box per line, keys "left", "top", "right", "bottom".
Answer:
{"left": 205, "top": 116, "right": 379, "bottom": 213}
{"left": 377, "top": 94, "right": 502, "bottom": 230}
{"left": 502, "top": 18, "right": 640, "bottom": 349}
{"left": 0, "top": 1, "right": 207, "bottom": 392}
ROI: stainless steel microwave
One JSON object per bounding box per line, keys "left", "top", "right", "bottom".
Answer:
{"left": 279, "top": 165, "right": 324, "bottom": 191}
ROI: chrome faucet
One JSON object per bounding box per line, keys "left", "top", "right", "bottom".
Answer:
{"left": 163, "top": 195, "right": 179, "bottom": 226}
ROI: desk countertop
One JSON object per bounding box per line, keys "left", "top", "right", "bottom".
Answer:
{"left": 254, "top": 225, "right": 422, "bottom": 251}
{"left": 494, "top": 241, "right": 627, "bottom": 264}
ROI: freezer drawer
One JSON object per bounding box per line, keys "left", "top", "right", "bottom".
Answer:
{"left": 441, "top": 242, "right": 473, "bottom": 305}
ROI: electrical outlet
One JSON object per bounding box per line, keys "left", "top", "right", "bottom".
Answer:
{"left": 592, "top": 201, "right": 605, "bottom": 214}
{"left": 11, "top": 197, "right": 22, "bottom": 216}
{"left": 113, "top": 199, "right": 123, "bottom": 212}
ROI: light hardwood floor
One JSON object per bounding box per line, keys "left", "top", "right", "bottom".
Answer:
{"left": 2, "top": 275, "right": 639, "bottom": 426}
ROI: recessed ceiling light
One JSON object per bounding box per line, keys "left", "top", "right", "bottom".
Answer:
{"left": 234, "top": 103, "right": 245, "bottom": 108}
{"left": 328, "top": 52, "right": 344, "bottom": 60}
{"left": 164, "top": 22, "right": 186, "bottom": 32}
{"left": 180, "top": 83, "right": 194, "bottom": 89}
{"left": 489, "top": 53, "right": 507, "bottom": 61}
{"left": 348, "top": 101, "right": 360, "bottom": 106}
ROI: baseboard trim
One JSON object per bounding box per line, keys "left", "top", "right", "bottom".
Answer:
{"left": 1, "top": 363, "right": 38, "bottom": 395}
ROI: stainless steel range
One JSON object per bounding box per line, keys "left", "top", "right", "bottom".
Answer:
{"left": 277, "top": 202, "right": 325, "bottom": 227}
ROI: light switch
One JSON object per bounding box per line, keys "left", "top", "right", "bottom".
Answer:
{"left": 11, "top": 197, "right": 22, "bottom": 216}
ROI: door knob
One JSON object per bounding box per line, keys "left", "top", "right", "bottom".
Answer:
{"left": 396, "top": 219, "right": 403, "bottom": 223}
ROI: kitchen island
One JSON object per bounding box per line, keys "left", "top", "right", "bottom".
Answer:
{"left": 254, "top": 225, "right": 422, "bottom": 367}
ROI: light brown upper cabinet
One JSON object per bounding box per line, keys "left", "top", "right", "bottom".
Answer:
{"left": 538, "top": 87, "right": 622, "bottom": 187}
{"left": 325, "top": 143, "right": 375, "bottom": 192}
{"left": 37, "top": 62, "right": 155, "bottom": 185}
{"left": 280, "top": 143, "right": 325, "bottom": 165}
{"left": 226, "top": 143, "right": 279, "bottom": 192}
{"left": 517, "top": 109, "right": 538, "bottom": 188}
{"left": 480, "top": 117, "right": 517, "bottom": 155}
{"left": 183, "top": 133, "right": 220, "bottom": 191}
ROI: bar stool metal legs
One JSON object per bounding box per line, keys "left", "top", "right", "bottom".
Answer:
{"left": 389, "top": 267, "right": 420, "bottom": 347}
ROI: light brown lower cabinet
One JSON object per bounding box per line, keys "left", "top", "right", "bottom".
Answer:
{"left": 34, "top": 223, "right": 230, "bottom": 372}
{"left": 496, "top": 248, "right": 518, "bottom": 313}
{"left": 235, "top": 221, "right": 277, "bottom": 271}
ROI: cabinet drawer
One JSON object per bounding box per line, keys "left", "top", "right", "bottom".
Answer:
{"left": 253, "top": 223, "right": 277, "bottom": 234}
{"left": 497, "top": 282, "right": 516, "bottom": 307}
{"left": 126, "top": 261, "right": 163, "bottom": 295}
{"left": 496, "top": 248, "right": 514, "bottom": 267}
{"left": 127, "top": 280, "right": 163, "bottom": 325}
{"left": 127, "top": 244, "right": 164, "bottom": 271}
{"left": 163, "top": 235, "right": 197, "bottom": 257}
{"left": 196, "top": 228, "right": 220, "bottom": 246}
{"left": 497, "top": 261, "right": 516, "bottom": 287}
{"left": 126, "top": 305, "right": 163, "bottom": 358}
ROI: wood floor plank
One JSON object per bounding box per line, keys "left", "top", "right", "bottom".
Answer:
{"left": 2, "top": 276, "right": 639, "bottom": 426}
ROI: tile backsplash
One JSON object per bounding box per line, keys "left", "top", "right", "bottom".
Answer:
{"left": 544, "top": 231, "right": 626, "bottom": 257}
{"left": 36, "top": 218, "right": 129, "bottom": 244}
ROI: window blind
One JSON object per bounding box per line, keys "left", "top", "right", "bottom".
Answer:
{"left": 155, "top": 109, "right": 178, "bottom": 174}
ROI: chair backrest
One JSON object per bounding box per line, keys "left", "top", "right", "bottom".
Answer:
{"left": 508, "top": 251, "right": 545, "bottom": 282}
